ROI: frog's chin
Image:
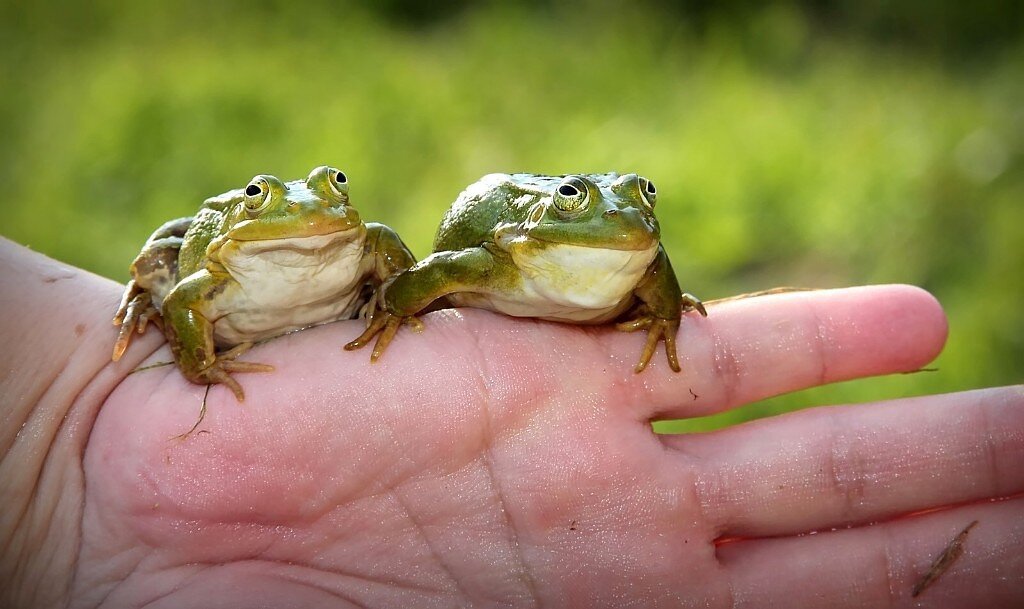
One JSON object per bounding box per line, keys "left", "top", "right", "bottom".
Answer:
{"left": 505, "top": 240, "right": 660, "bottom": 312}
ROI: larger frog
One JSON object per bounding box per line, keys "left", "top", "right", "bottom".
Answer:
{"left": 346, "top": 172, "right": 705, "bottom": 372}
{"left": 112, "top": 165, "right": 415, "bottom": 400}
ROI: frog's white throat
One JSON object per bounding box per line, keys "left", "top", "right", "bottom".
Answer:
{"left": 219, "top": 228, "right": 368, "bottom": 307}
{"left": 452, "top": 241, "right": 660, "bottom": 323}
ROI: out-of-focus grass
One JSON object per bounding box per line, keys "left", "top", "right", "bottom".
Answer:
{"left": 1, "top": 3, "right": 1021, "bottom": 431}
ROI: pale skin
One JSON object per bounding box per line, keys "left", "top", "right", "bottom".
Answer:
{"left": 1, "top": 237, "right": 1022, "bottom": 609}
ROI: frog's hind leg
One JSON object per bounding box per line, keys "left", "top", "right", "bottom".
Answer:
{"left": 112, "top": 217, "right": 194, "bottom": 360}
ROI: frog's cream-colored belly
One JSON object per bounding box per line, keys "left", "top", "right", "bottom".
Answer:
{"left": 450, "top": 242, "right": 659, "bottom": 323}
{"left": 211, "top": 232, "right": 368, "bottom": 346}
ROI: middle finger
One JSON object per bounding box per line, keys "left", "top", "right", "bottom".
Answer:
{"left": 663, "top": 386, "right": 1024, "bottom": 537}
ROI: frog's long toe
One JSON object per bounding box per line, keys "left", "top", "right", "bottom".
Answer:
{"left": 346, "top": 312, "right": 422, "bottom": 362}
{"left": 662, "top": 323, "right": 681, "bottom": 371}
{"left": 218, "top": 341, "right": 255, "bottom": 361}
{"left": 635, "top": 325, "right": 662, "bottom": 373}
{"left": 112, "top": 291, "right": 160, "bottom": 361}
{"left": 112, "top": 325, "right": 134, "bottom": 361}
{"left": 200, "top": 358, "right": 275, "bottom": 402}
{"left": 113, "top": 280, "right": 143, "bottom": 325}
{"left": 615, "top": 317, "right": 653, "bottom": 332}
{"left": 370, "top": 316, "right": 405, "bottom": 362}
{"left": 204, "top": 365, "right": 246, "bottom": 402}
{"left": 681, "top": 292, "right": 708, "bottom": 317}
{"left": 344, "top": 314, "right": 389, "bottom": 351}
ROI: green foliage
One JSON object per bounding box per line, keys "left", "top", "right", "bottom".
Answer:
{"left": 2, "top": 2, "right": 1021, "bottom": 430}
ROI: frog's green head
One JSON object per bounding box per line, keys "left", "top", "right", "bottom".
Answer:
{"left": 508, "top": 173, "right": 660, "bottom": 251}
{"left": 221, "top": 165, "right": 362, "bottom": 241}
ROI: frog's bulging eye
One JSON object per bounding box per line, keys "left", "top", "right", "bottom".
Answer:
{"left": 243, "top": 179, "right": 271, "bottom": 214}
{"left": 552, "top": 177, "right": 590, "bottom": 213}
{"left": 639, "top": 177, "right": 657, "bottom": 207}
{"left": 328, "top": 168, "right": 349, "bottom": 197}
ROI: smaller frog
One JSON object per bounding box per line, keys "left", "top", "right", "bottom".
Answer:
{"left": 113, "top": 166, "right": 415, "bottom": 400}
{"left": 346, "top": 173, "right": 705, "bottom": 372}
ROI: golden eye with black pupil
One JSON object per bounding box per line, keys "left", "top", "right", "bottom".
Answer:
{"left": 639, "top": 177, "right": 657, "bottom": 207}
{"left": 552, "top": 177, "right": 589, "bottom": 213}
{"left": 328, "top": 168, "right": 349, "bottom": 197}
{"left": 243, "top": 178, "right": 270, "bottom": 214}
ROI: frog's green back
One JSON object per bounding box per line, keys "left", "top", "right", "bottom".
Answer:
{"left": 176, "top": 207, "right": 227, "bottom": 277}
{"left": 433, "top": 173, "right": 622, "bottom": 252}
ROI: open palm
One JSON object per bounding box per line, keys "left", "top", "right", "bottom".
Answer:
{"left": 2, "top": 240, "right": 1022, "bottom": 608}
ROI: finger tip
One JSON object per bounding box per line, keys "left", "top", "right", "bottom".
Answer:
{"left": 877, "top": 284, "right": 949, "bottom": 367}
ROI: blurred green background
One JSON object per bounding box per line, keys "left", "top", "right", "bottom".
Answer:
{"left": 2, "top": 1, "right": 1021, "bottom": 431}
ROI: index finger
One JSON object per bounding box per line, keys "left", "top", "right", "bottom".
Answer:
{"left": 605, "top": 284, "right": 948, "bottom": 420}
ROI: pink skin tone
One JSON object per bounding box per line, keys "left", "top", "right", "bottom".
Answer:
{"left": 1, "top": 236, "right": 1021, "bottom": 608}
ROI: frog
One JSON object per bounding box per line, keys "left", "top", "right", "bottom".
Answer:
{"left": 345, "top": 172, "right": 706, "bottom": 372}
{"left": 112, "top": 165, "right": 416, "bottom": 400}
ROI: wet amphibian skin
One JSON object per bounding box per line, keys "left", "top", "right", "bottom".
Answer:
{"left": 346, "top": 173, "right": 706, "bottom": 372}
{"left": 113, "top": 165, "right": 416, "bottom": 400}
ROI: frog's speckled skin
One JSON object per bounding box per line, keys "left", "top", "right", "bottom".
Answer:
{"left": 113, "top": 166, "right": 416, "bottom": 400}
{"left": 346, "top": 172, "right": 705, "bottom": 372}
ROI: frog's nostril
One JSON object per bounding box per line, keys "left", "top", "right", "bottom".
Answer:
{"left": 603, "top": 209, "right": 619, "bottom": 217}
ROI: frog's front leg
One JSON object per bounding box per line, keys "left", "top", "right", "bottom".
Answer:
{"left": 343, "top": 223, "right": 423, "bottom": 358}
{"left": 345, "top": 247, "right": 500, "bottom": 361}
{"left": 616, "top": 246, "right": 707, "bottom": 373}
{"left": 162, "top": 274, "right": 273, "bottom": 401}
{"left": 363, "top": 222, "right": 418, "bottom": 287}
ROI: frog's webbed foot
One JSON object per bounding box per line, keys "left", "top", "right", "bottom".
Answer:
{"left": 616, "top": 315, "right": 681, "bottom": 373}
{"left": 194, "top": 344, "right": 274, "bottom": 402}
{"left": 112, "top": 286, "right": 163, "bottom": 361}
{"left": 344, "top": 310, "right": 424, "bottom": 362}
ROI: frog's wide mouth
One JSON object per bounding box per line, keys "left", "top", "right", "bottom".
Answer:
{"left": 226, "top": 226, "right": 364, "bottom": 254}
{"left": 525, "top": 234, "right": 659, "bottom": 251}
{"left": 225, "top": 206, "right": 362, "bottom": 242}
{"left": 512, "top": 225, "right": 660, "bottom": 253}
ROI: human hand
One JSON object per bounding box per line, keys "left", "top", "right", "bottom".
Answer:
{"left": 2, "top": 238, "right": 1021, "bottom": 608}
